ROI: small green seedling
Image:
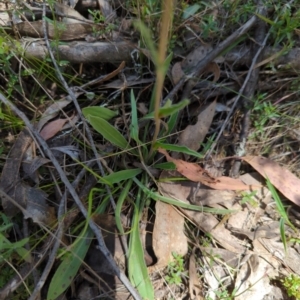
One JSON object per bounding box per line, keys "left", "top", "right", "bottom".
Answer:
{"left": 165, "top": 252, "right": 187, "bottom": 285}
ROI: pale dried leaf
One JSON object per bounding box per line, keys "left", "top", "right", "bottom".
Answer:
{"left": 178, "top": 100, "right": 216, "bottom": 152}
{"left": 40, "top": 118, "right": 69, "bottom": 141}
{"left": 98, "top": 0, "right": 116, "bottom": 19}
{"left": 37, "top": 99, "right": 72, "bottom": 131}
{"left": 189, "top": 249, "right": 204, "bottom": 300}
{"left": 158, "top": 176, "right": 245, "bottom": 253}
{"left": 234, "top": 254, "right": 273, "bottom": 300}
{"left": 22, "top": 157, "right": 50, "bottom": 183}
{"left": 171, "top": 62, "right": 184, "bottom": 85}
{"left": 137, "top": 102, "right": 148, "bottom": 115}
{"left": 259, "top": 237, "right": 300, "bottom": 275}
{"left": 204, "top": 62, "right": 220, "bottom": 82}
{"left": 242, "top": 156, "right": 300, "bottom": 206}
{"left": 182, "top": 44, "right": 213, "bottom": 71}
{"left": 50, "top": 146, "right": 80, "bottom": 160}
{"left": 55, "top": 3, "right": 88, "bottom": 23}
{"left": 149, "top": 201, "right": 188, "bottom": 272}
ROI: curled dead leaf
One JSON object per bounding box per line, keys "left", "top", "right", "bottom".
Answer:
{"left": 242, "top": 156, "right": 300, "bottom": 206}
{"left": 178, "top": 100, "right": 216, "bottom": 152}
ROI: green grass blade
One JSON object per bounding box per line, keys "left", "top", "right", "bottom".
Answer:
{"left": 103, "top": 169, "right": 142, "bottom": 184}
{"left": 116, "top": 180, "right": 133, "bottom": 235}
{"left": 47, "top": 228, "right": 94, "bottom": 300}
{"left": 280, "top": 217, "right": 288, "bottom": 254}
{"left": 153, "top": 162, "right": 176, "bottom": 170}
{"left": 165, "top": 111, "right": 178, "bottom": 135}
{"left": 82, "top": 106, "right": 118, "bottom": 120}
{"left": 155, "top": 142, "right": 203, "bottom": 158}
{"left": 142, "top": 99, "right": 190, "bottom": 120}
{"left": 86, "top": 116, "right": 129, "bottom": 150}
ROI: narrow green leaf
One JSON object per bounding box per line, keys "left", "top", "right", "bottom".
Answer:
{"left": 47, "top": 229, "right": 94, "bottom": 300}
{"left": 254, "top": 13, "right": 275, "bottom": 25}
{"left": 103, "top": 169, "right": 142, "bottom": 184}
{"left": 165, "top": 111, "right": 178, "bottom": 135}
{"left": 153, "top": 162, "right": 176, "bottom": 170}
{"left": 133, "top": 178, "right": 233, "bottom": 214}
{"left": 0, "top": 223, "right": 13, "bottom": 232}
{"left": 87, "top": 116, "right": 129, "bottom": 150}
{"left": 82, "top": 106, "right": 118, "bottom": 120}
{"left": 130, "top": 90, "right": 140, "bottom": 143}
{"left": 143, "top": 99, "right": 190, "bottom": 120}
{"left": 155, "top": 142, "right": 203, "bottom": 158}
{"left": 0, "top": 234, "right": 30, "bottom": 262}
{"left": 183, "top": 4, "right": 201, "bottom": 19}
{"left": 162, "top": 52, "right": 173, "bottom": 76}
{"left": 128, "top": 196, "right": 154, "bottom": 299}
{"left": 134, "top": 21, "right": 158, "bottom": 65}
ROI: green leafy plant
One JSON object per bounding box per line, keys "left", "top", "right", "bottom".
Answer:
{"left": 266, "top": 177, "right": 296, "bottom": 254}
{"left": 165, "top": 252, "right": 187, "bottom": 285}
{"left": 252, "top": 94, "right": 280, "bottom": 134}
{"left": 281, "top": 274, "right": 300, "bottom": 298}
{"left": 240, "top": 190, "right": 258, "bottom": 207}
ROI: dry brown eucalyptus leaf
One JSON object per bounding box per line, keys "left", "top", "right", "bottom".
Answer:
{"left": 159, "top": 148, "right": 260, "bottom": 190}
{"left": 37, "top": 99, "right": 72, "bottom": 131}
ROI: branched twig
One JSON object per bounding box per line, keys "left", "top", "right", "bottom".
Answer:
{"left": 230, "top": 10, "right": 268, "bottom": 177}
{"left": 163, "top": 10, "right": 262, "bottom": 103}
{"left": 206, "top": 5, "right": 269, "bottom": 158}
